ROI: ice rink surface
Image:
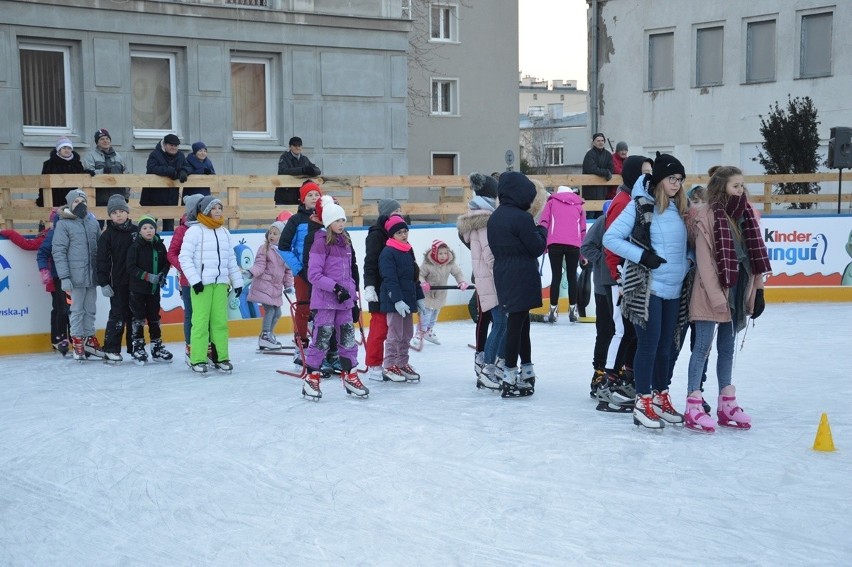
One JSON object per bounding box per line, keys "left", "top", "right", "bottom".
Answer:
{"left": 1, "top": 302, "right": 850, "bottom": 565}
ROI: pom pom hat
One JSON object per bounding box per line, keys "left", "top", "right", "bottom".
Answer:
{"left": 384, "top": 214, "right": 408, "bottom": 237}
{"left": 318, "top": 195, "right": 346, "bottom": 229}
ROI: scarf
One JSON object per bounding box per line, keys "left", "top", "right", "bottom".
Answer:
{"left": 712, "top": 195, "right": 772, "bottom": 288}
{"left": 621, "top": 196, "right": 656, "bottom": 328}
{"left": 197, "top": 212, "right": 224, "bottom": 229}
{"left": 386, "top": 238, "right": 412, "bottom": 252}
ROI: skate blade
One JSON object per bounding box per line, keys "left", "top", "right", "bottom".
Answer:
{"left": 632, "top": 417, "right": 665, "bottom": 430}
{"left": 151, "top": 358, "right": 173, "bottom": 364}
{"left": 596, "top": 402, "right": 633, "bottom": 413}
{"left": 718, "top": 421, "right": 751, "bottom": 430}
{"left": 685, "top": 424, "right": 715, "bottom": 434}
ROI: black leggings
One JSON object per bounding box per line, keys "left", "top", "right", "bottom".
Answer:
{"left": 547, "top": 244, "right": 580, "bottom": 305}
{"left": 504, "top": 311, "right": 531, "bottom": 369}
{"left": 475, "top": 301, "right": 492, "bottom": 353}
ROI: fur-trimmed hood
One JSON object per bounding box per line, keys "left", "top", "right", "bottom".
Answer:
{"left": 529, "top": 178, "right": 548, "bottom": 221}
{"left": 456, "top": 208, "right": 491, "bottom": 237}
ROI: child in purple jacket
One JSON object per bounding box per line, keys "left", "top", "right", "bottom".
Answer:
{"left": 301, "top": 196, "right": 367, "bottom": 401}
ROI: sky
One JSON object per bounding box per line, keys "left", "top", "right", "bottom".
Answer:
{"left": 519, "top": 0, "right": 589, "bottom": 89}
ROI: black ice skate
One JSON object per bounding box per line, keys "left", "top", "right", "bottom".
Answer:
{"left": 131, "top": 340, "right": 148, "bottom": 365}
{"left": 150, "top": 339, "right": 173, "bottom": 363}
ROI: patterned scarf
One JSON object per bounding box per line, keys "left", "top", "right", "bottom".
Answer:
{"left": 712, "top": 195, "right": 772, "bottom": 288}
{"left": 621, "top": 196, "right": 656, "bottom": 328}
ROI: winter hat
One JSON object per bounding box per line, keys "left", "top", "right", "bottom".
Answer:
{"left": 591, "top": 132, "right": 605, "bottom": 142}
{"left": 94, "top": 128, "right": 111, "bottom": 143}
{"left": 197, "top": 195, "right": 221, "bottom": 216}
{"left": 137, "top": 215, "right": 158, "bottom": 231}
{"left": 649, "top": 152, "right": 686, "bottom": 190}
{"left": 615, "top": 141, "right": 628, "bottom": 152}
{"left": 276, "top": 210, "right": 293, "bottom": 222}
{"left": 384, "top": 214, "right": 408, "bottom": 237}
{"left": 429, "top": 239, "right": 450, "bottom": 264}
{"left": 318, "top": 195, "right": 346, "bottom": 229}
{"left": 183, "top": 193, "right": 204, "bottom": 221}
{"left": 191, "top": 141, "right": 207, "bottom": 154}
{"left": 55, "top": 137, "right": 73, "bottom": 151}
{"left": 271, "top": 221, "right": 287, "bottom": 234}
{"left": 299, "top": 181, "right": 322, "bottom": 204}
{"left": 65, "top": 189, "right": 86, "bottom": 206}
{"left": 163, "top": 133, "right": 180, "bottom": 146}
{"left": 289, "top": 136, "right": 303, "bottom": 147}
{"left": 557, "top": 185, "right": 575, "bottom": 194}
{"left": 378, "top": 198, "right": 401, "bottom": 218}
{"left": 106, "top": 194, "right": 129, "bottom": 215}
{"left": 621, "top": 155, "right": 654, "bottom": 190}
{"left": 469, "top": 172, "right": 497, "bottom": 199}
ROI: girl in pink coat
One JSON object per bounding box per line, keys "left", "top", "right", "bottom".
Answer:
{"left": 538, "top": 186, "right": 587, "bottom": 322}
{"left": 248, "top": 220, "right": 294, "bottom": 350}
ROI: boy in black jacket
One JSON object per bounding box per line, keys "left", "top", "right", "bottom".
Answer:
{"left": 126, "top": 215, "right": 172, "bottom": 364}
{"left": 96, "top": 194, "right": 138, "bottom": 363}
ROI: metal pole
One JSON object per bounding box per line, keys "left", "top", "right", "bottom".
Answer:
{"left": 838, "top": 168, "right": 843, "bottom": 215}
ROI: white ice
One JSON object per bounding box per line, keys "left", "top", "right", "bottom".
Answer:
{"left": 1, "top": 302, "right": 850, "bottom": 565}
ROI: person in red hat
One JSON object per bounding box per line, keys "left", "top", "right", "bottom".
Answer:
{"left": 415, "top": 239, "right": 468, "bottom": 346}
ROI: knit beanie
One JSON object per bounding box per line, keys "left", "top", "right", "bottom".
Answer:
{"left": 276, "top": 210, "right": 293, "bottom": 222}
{"left": 430, "top": 239, "right": 449, "bottom": 264}
{"left": 138, "top": 215, "right": 158, "bottom": 231}
{"left": 649, "top": 152, "right": 686, "bottom": 190}
{"left": 56, "top": 137, "right": 73, "bottom": 151}
{"left": 271, "top": 221, "right": 287, "bottom": 234}
{"left": 183, "top": 193, "right": 204, "bottom": 221}
{"left": 318, "top": 195, "right": 346, "bottom": 229}
{"left": 191, "top": 141, "right": 207, "bottom": 154}
{"left": 197, "top": 195, "right": 221, "bottom": 216}
{"left": 469, "top": 172, "right": 498, "bottom": 199}
{"left": 299, "top": 181, "right": 322, "bottom": 204}
{"left": 106, "top": 194, "right": 129, "bottom": 215}
{"left": 384, "top": 214, "right": 408, "bottom": 237}
{"left": 94, "top": 129, "right": 111, "bottom": 143}
{"left": 65, "top": 189, "right": 86, "bottom": 206}
{"left": 615, "top": 141, "right": 628, "bottom": 152}
{"left": 378, "top": 198, "right": 401, "bottom": 218}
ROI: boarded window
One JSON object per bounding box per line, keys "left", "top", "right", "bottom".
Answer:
{"left": 648, "top": 32, "right": 674, "bottom": 90}
{"left": 800, "top": 12, "right": 832, "bottom": 78}
{"left": 231, "top": 59, "right": 269, "bottom": 134}
{"left": 746, "top": 20, "right": 776, "bottom": 83}
{"left": 696, "top": 26, "right": 723, "bottom": 86}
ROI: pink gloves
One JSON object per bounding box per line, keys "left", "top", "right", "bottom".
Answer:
{"left": 458, "top": 282, "right": 469, "bottom": 290}
{"left": 420, "top": 282, "right": 431, "bottom": 293}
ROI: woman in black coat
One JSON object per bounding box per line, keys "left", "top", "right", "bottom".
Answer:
{"left": 486, "top": 172, "right": 547, "bottom": 396}
{"left": 39, "top": 138, "right": 85, "bottom": 207}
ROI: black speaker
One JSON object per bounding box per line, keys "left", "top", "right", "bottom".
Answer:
{"left": 828, "top": 126, "right": 852, "bottom": 169}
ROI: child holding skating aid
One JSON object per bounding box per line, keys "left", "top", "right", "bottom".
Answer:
{"left": 300, "top": 196, "right": 367, "bottom": 400}
{"left": 415, "top": 239, "right": 468, "bottom": 346}
{"left": 248, "top": 219, "right": 294, "bottom": 351}
{"left": 167, "top": 193, "right": 205, "bottom": 364}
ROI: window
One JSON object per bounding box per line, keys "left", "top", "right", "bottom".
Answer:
{"left": 430, "top": 4, "right": 457, "bottom": 41}
{"left": 131, "top": 51, "right": 177, "bottom": 136}
{"left": 431, "top": 79, "right": 458, "bottom": 115}
{"left": 648, "top": 31, "right": 674, "bottom": 90}
{"left": 696, "top": 26, "right": 723, "bottom": 87}
{"left": 746, "top": 19, "right": 776, "bottom": 83}
{"left": 231, "top": 57, "right": 271, "bottom": 137}
{"left": 545, "top": 144, "right": 564, "bottom": 166}
{"left": 19, "top": 44, "right": 72, "bottom": 134}
{"left": 800, "top": 12, "right": 832, "bottom": 78}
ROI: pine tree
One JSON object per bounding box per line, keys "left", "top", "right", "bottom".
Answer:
{"left": 754, "top": 96, "right": 821, "bottom": 209}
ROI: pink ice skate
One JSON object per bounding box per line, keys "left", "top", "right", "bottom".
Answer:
{"left": 684, "top": 397, "right": 715, "bottom": 433}
{"left": 717, "top": 393, "right": 751, "bottom": 430}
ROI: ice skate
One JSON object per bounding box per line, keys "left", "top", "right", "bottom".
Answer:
{"left": 84, "top": 336, "right": 104, "bottom": 359}
{"left": 619, "top": 367, "right": 636, "bottom": 399}
{"left": 103, "top": 351, "right": 123, "bottom": 365}
{"left": 633, "top": 394, "right": 665, "bottom": 429}
{"left": 381, "top": 365, "right": 407, "bottom": 383}
{"left": 595, "top": 374, "right": 633, "bottom": 412}
{"left": 652, "top": 390, "right": 684, "bottom": 425}
{"left": 399, "top": 364, "right": 421, "bottom": 382}
{"left": 474, "top": 351, "right": 485, "bottom": 378}
{"left": 302, "top": 370, "right": 322, "bottom": 400}
{"left": 190, "top": 362, "right": 208, "bottom": 374}
{"left": 70, "top": 336, "right": 86, "bottom": 361}
{"left": 684, "top": 397, "right": 716, "bottom": 433}
{"left": 211, "top": 359, "right": 233, "bottom": 374}
{"left": 717, "top": 389, "right": 751, "bottom": 429}
{"left": 423, "top": 328, "right": 441, "bottom": 345}
{"left": 184, "top": 344, "right": 191, "bottom": 367}
{"left": 500, "top": 366, "right": 524, "bottom": 398}
{"left": 258, "top": 331, "right": 281, "bottom": 351}
{"left": 131, "top": 339, "right": 148, "bottom": 365}
{"left": 589, "top": 369, "right": 605, "bottom": 399}
{"left": 341, "top": 371, "right": 369, "bottom": 398}
{"left": 568, "top": 305, "right": 578, "bottom": 323}
{"left": 54, "top": 338, "right": 69, "bottom": 357}
{"left": 476, "top": 363, "right": 501, "bottom": 391}
{"left": 517, "top": 363, "right": 535, "bottom": 396}
{"left": 366, "top": 366, "right": 385, "bottom": 382}
{"left": 547, "top": 304, "right": 558, "bottom": 323}
{"left": 410, "top": 328, "right": 425, "bottom": 350}
{"left": 151, "top": 339, "right": 173, "bottom": 363}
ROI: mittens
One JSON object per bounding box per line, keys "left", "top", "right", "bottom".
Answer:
{"left": 144, "top": 272, "right": 160, "bottom": 285}
{"left": 178, "top": 170, "right": 188, "bottom": 183}
{"left": 333, "top": 284, "right": 351, "bottom": 303}
{"left": 458, "top": 281, "right": 469, "bottom": 291}
{"left": 61, "top": 279, "right": 72, "bottom": 292}
{"left": 101, "top": 285, "right": 114, "bottom": 298}
{"left": 394, "top": 300, "right": 410, "bottom": 317}
{"left": 363, "top": 286, "right": 378, "bottom": 303}
{"left": 420, "top": 281, "right": 431, "bottom": 293}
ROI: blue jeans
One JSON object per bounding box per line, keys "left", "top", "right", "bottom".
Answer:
{"left": 181, "top": 285, "right": 193, "bottom": 345}
{"left": 483, "top": 305, "right": 507, "bottom": 364}
{"left": 632, "top": 295, "right": 680, "bottom": 395}
{"left": 687, "top": 320, "right": 735, "bottom": 393}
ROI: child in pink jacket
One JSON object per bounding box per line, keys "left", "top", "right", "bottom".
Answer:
{"left": 538, "top": 186, "right": 587, "bottom": 323}
{"left": 248, "top": 220, "right": 295, "bottom": 350}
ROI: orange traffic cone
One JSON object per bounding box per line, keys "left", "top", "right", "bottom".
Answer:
{"left": 812, "top": 413, "right": 836, "bottom": 452}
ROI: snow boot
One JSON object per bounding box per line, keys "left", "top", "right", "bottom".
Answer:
{"left": 476, "top": 363, "right": 502, "bottom": 391}
{"left": 341, "top": 371, "right": 369, "bottom": 398}
{"left": 258, "top": 331, "right": 280, "bottom": 350}
{"left": 717, "top": 388, "right": 751, "bottom": 429}
{"left": 547, "top": 304, "right": 558, "bottom": 323}
{"left": 303, "top": 370, "right": 322, "bottom": 400}
{"left": 399, "top": 364, "right": 421, "bottom": 382}
{"left": 633, "top": 394, "right": 665, "bottom": 429}
{"left": 652, "top": 389, "right": 684, "bottom": 425}
{"left": 685, "top": 397, "right": 716, "bottom": 433}
{"left": 131, "top": 339, "right": 148, "bottom": 365}
{"left": 70, "top": 336, "right": 86, "bottom": 361}
{"left": 151, "top": 339, "right": 173, "bottom": 363}
{"left": 84, "top": 336, "right": 104, "bottom": 358}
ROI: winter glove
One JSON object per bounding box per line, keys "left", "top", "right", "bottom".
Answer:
{"left": 178, "top": 170, "right": 188, "bottom": 183}
{"left": 458, "top": 281, "right": 469, "bottom": 291}
{"left": 234, "top": 287, "right": 243, "bottom": 298}
{"left": 300, "top": 166, "right": 311, "bottom": 176}
{"left": 284, "top": 287, "right": 295, "bottom": 296}
{"left": 86, "top": 169, "right": 96, "bottom": 177}
{"left": 101, "top": 285, "right": 114, "bottom": 298}
{"left": 363, "top": 286, "right": 378, "bottom": 303}
{"left": 192, "top": 282, "right": 204, "bottom": 295}
{"left": 171, "top": 168, "right": 180, "bottom": 180}
{"left": 604, "top": 172, "right": 613, "bottom": 181}
{"left": 61, "top": 279, "right": 72, "bottom": 292}
{"left": 394, "top": 300, "right": 411, "bottom": 317}
{"left": 752, "top": 289, "right": 765, "bottom": 319}
{"left": 308, "top": 165, "right": 321, "bottom": 177}
{"left": 639, "top": 250, "right": 667, "bottom": 270}
{"left": 144, "top": 272, "right": 160, "bottom": 285}
{"left": 420, "top": 281, "right": 431, "bottom": 293}
{"left": 333, "top": 283, "right": 351, "bottom": 303}
{"left": 40, "top": 268, "right": 52, "bottom": 286}
{"left": 203, "top": 167, "right": 213, "bottom": 175}
{"left": 159, "top": 274, "right": 168, "bottom": 288}
{"left": 417, "top": 299, "right": 427, "bottom": 313}
{"left": 352, "top": 305, "right": 361, "bottom": 323}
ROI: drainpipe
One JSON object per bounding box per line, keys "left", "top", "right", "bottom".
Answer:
{"left": 588, "top": 0, "right": 599, "bottom": 135}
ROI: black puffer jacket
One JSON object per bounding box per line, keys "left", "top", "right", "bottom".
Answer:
{"left": 142, "top": 143, "right": 189, "bottom": 206}
{"left": 486, "top": 172, "right": 547, "bottom": 313}
{"left": 126, "top": 233, "right": 170, "bottom": 295}
{"left": 40, "top": 149, "right": 85, "bottom": 207}
{"left": 97, "top": 219, "right": 138, "bottom": 288}
{"left": 582, "top": 146, "right": 614, "bottom": 201}
{"left": 362, "top": 215, "right": 393, "bottom": 313}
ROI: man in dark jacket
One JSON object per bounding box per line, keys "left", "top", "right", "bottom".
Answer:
{"left": 275, "top": 136, "right": 321, "bottom": 205}
{"left": 143, "top": 133, "right": 189, "bottom": 231}
{"left": 39, "top": 137, "right": 85, "bottom": 207}
{"left": 582, "top": 132, "right": 614, "bottom": 219}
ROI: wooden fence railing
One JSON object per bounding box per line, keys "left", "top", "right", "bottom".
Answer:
{"left": 1, "top": 172, "right": 850, "bottom": 232}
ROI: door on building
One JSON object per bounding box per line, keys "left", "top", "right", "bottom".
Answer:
{"left": 431, "top": 153, "right": 460, "bottom": 222}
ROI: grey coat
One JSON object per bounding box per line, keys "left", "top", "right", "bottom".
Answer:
{"left": 580, "top": 216, "right": 616, "bottom": 295}
{"left": 52, "top": 208, "right": 100, "bottom": 288}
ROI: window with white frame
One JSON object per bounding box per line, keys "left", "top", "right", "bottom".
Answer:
{"left": 430, "top": 4, "right": 457, "bottom": 41}
{"left": 648, "top": 31, "right": 674, "bottom": 90}
{"left": 19, "top": 44, "right": 72, "bottom": 134}
{"left": 800, "top": 11, "right": 832, "bottom": 78}
{"left": 696, "top": 26, "right": 723, "bottom": 87}
{"left": 545, "top": 144, "right": 564, "bottom": 166}
{"left": 746, "top": 19, "right": 776, "bottom": 83}
{"left": 131, "top": 51, "right": 177, "bottom": 136}
{"left": 231, "top": 57, "right": 272, "bottom": 138}
{"left": 431, "top": 79, "right": 458, "bottom": 115}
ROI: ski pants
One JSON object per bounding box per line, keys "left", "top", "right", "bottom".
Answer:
{"left": 365, "top": 311, "right": 388, "bottom": 367}
{"left": 104, "top": 284, "right": 133, "bottom": 354}
{"left": 384, "top": 312, "right": 414, "bottom": 367}
{"left": 189, "top": 283, "right": 230, "bottom": 364}
{"left": 49, "top": 280, "right": 69, "bottom": 343}
{"left": 292, "top": 276, "right": 311, "bottom": 347}
{"left": 305, "top": 308, "right": 358, "bottom": 372}
{"left": 130, "top": 291, "right": 163, "bottom": 342}
{"left": 68, "top": 286, "right": 97, "bottom": 338}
